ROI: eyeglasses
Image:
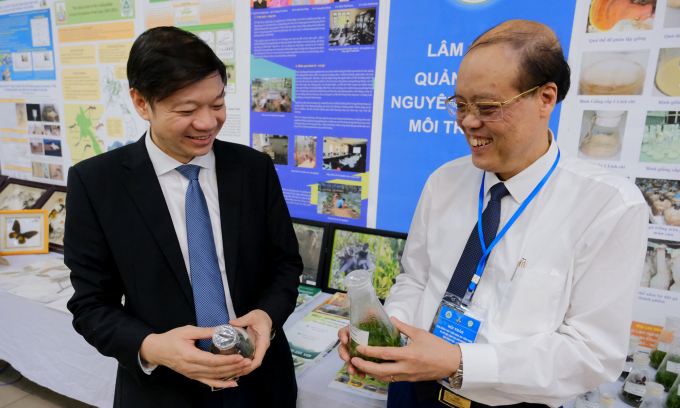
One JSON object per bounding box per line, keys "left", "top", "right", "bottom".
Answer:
{"left": 444, "top": 86, "right": 540, "bottom": 122}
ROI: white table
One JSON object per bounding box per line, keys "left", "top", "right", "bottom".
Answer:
{"left": 0, "top": 254, "right": 385, "bottom": 408}
{"left": 1, "top": 254, "right": 659, "bottom": 408}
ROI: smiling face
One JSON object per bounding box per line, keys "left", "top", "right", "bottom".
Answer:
{"left": 131, "top": 71, "right": 226, "bottom": 164}
{"left": 455, "top": 44, "right": 556, "bottom": 180}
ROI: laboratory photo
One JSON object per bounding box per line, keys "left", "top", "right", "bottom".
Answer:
{"left": 585, "top": 0, "right": 656, "bottom": 33}
{"left": 294, "top": 136, "right": 317, "bottom": 168}
{"left": 653, "top": 48, "right": 680, "bottom": 97}
{"left": 635, "top": 177, "right": 680, "bottom": 227}
{"left": 578, "top": 110, "right": 627, "bottom": 161}
{"left": 639, "top": 111, "right": 680, "bottom": 164}
{"left": 578, "top": 50, "right": 649, "bottom": 95}
{"left": 665, "top": 0, "right": 680, "bottom": 27}
{"left": 642, "top": 238, "right": 680, "bottom": 292}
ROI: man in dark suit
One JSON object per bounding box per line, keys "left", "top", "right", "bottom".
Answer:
{"left": 66, "top": 26, "right": 302, "bottom": 408}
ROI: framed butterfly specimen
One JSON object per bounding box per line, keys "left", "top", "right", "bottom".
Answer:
{"left": 0, "top": 209, "right": 49, "bottom": 255}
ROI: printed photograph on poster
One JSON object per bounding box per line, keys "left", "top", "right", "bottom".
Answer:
{"left": 44, "top": 139, "right": 62, "bottom": 157}
{"left": 578, "top": 110, "right": 626, "bottom": 161}
{"left": 326, "top": 228, "right": 406, "bottom": 299}
{"left": 317, "top": 183, "right": 361, "bottom": 219}
{"left": 15, "top": 104, "right": 27, "bottom": 128}
{"left": 32, "top": 162, "right": 49, "bottom": 180}
{"left": 643, "top": 239, "right": 680, "bottom": 292}
{"left": 329, "top": 8, "right": 376, "bottom": 46}
{"left": 639, "top": 112, "right": 680, "bottom": 164}
{"left": 665, "top": 1, "right": 680, "bottom": 28}
{"left": 26, "top": 103, "right": 41, "bottom": 122}
{"left": 252, "top": 0, "right": 268, "bottom": 9}
{"left": 294, "top": 136, "right": 317, "bottom": 168}
{"left": 49, "top": 164, "right": 64, "bottom": 181}
{"left": 44, "top": 125, "right": 60, "bottom": 136}
{"left": 41, "top": 104, "right": 59, "bottom": 123}
{"left": 293, "top": 222, "right": 325, "bottom": 285}
{"left": 578, "top": 50, "right": 649, "bottom": 95}
{"left": 252, "top": 134, "right": 289, "bottom": 165}
{"left": 251, "top": 78, "right": 292, "bottom": 113}
{"left": 0, "top": 183, "right": 47, "bottom": 211}
{"left": 635, "top": 178, "right": 680, "bottom": 227}
{"left": 323, "top": 137, "right": 367, "bottom": 172}
{"left": 585, "top": 0, "right": 655, "bottom": 33}
{"left": 28, "top": 124, "right": 44, "bottom": 135}
{"left": 29, "top": 139, "right": 43, "bottom": 155}
{"left": 653, "top": 48, "right": 680, "bottom": 97}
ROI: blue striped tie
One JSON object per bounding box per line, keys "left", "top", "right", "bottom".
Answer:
{"left": 176, "top": 164, "right": 230, "bottom": 351}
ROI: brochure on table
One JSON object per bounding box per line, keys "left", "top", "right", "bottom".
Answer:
{"left": 288, "top": 292, "right": 348, "bottom": 377}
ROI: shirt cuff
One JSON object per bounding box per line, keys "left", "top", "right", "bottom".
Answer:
{"left": 138, "top": 351, "right": 158, "bottom": 375}
{"left": 458, "top": 343, "right": 499, "bottom": 390}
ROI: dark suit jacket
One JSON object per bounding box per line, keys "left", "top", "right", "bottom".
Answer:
{"left": 65, "top": 134, "right": 302, "bottom": 408}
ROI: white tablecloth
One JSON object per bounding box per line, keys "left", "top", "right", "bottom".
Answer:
{"left": 0, "top": 254, "right": 385, "bottom": 408}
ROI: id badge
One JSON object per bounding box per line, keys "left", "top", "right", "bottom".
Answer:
{"left": 429, "top": 292, "right": 487, "bottom": 392}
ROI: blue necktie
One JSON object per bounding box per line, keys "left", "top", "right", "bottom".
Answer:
{"left": 176, "top": 164, "right": 230, "bottom": 351}
{"left": 446, "top": 182, "right": 510, "bottom": 298}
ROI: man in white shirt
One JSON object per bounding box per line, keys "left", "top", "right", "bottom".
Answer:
{"left": 337, "top": 20, "right": 647, "bottom": 407}
{"left": 66, "top": 27, "right": 302, "bottom": 408}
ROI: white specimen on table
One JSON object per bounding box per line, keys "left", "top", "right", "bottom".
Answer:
{"left": 651, "top": 245, "right": 673, "bottom": 290}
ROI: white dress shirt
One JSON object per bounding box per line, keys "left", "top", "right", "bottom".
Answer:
{"left": 384, "top": 132, "right": 648, "bottom": 407}
{"left": 138, "top": 133, "right": 236, "bottom": 373}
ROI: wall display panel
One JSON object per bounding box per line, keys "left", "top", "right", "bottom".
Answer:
{"left": 558, "top": 0, "right": 680, "bottom": 352}
{"left": 250, "top": 0, "right": 379, "bottom": 227}
{"left": 375, "top": 0, "right": 578, "bottom": 233}
{"left": 322, "top": 224, "right": 406, "bottom": 300}
{"left": 0, "top": 0, "right": 251, "bottom": 185}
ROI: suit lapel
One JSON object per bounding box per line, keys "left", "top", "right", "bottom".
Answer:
{"left": 120, "top": 134, "right": 194, "bottom": 306}
{"left": 213, "top": 141, "right": 242, "bottom": 310}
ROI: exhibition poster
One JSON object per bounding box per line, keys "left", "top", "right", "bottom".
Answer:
{"left": 249, "top": 0, "right": 379, "bottom": 227}
{"left": 558, "top": 0, "right": 680, "bottom": 348}
{"left": 376, "top": 0, "right": 578, "bottom": 233}
{"left": 0, "top": 0, "right": 249, "bottom": 185}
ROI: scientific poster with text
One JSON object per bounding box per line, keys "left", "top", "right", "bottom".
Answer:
{"left": 558, "top": 0, "right": 680, "bottom": 348}
{"left": 249, "top": 0, "right": 379, "bottom": 227}
{"left": 376, "top": 0, "right": 578, "bottom": 233}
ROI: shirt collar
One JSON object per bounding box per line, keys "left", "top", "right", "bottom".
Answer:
{"left": 145, "top": 131, "right": 215, "bottom": 177}
{"left": 484, "top": 129, "right": 558, "bottom": 204}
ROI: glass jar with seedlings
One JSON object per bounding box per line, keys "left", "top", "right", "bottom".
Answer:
{"left": 345, "top": 270, "right": 402, "bottom": 363}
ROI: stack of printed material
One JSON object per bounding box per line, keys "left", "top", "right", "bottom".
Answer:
{"left": 295, "top": 285, "right": 322, "bottom": 312}
{"left": 287, "top": 293, "right": 349, "bottom": 376}
{"left": 0, "top": 257, "right": 73, "bottom": 313}
{"left": 328, "top": 363, "right": 390, "bottom": 400}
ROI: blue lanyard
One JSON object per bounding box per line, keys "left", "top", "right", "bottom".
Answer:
{"left": 466, "top": 149, "right": 561, "bottom": 297}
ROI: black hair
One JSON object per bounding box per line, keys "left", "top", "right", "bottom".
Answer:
{"left": 467, "top": 21, "right": 571, "bottom": 103}
{"left": 127, "top": 26, "right": 226, "bottom": 106}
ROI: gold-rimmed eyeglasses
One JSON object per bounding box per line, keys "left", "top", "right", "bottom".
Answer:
{"left": 445, "top": 86, "right": 540, "bottom": 122}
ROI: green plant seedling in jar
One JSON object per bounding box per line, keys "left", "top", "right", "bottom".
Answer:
{"left": 650, "top": 316, "right": 680, "bottom": 369}
{"left": 665, "top": 373, "right": 680, "bottom": 408}
{"left": 655, "top": 338, "right": 680, "bottom": 391}
{"left": 345, "top": 269, "right": 402, "bottom": 363}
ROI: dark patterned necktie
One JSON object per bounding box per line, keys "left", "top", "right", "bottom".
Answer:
{"left": 445, "top": 182, "right": 510, "bottom": 298}
{"left": 176, "top": 164, "right": 230, "bottom": 351}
